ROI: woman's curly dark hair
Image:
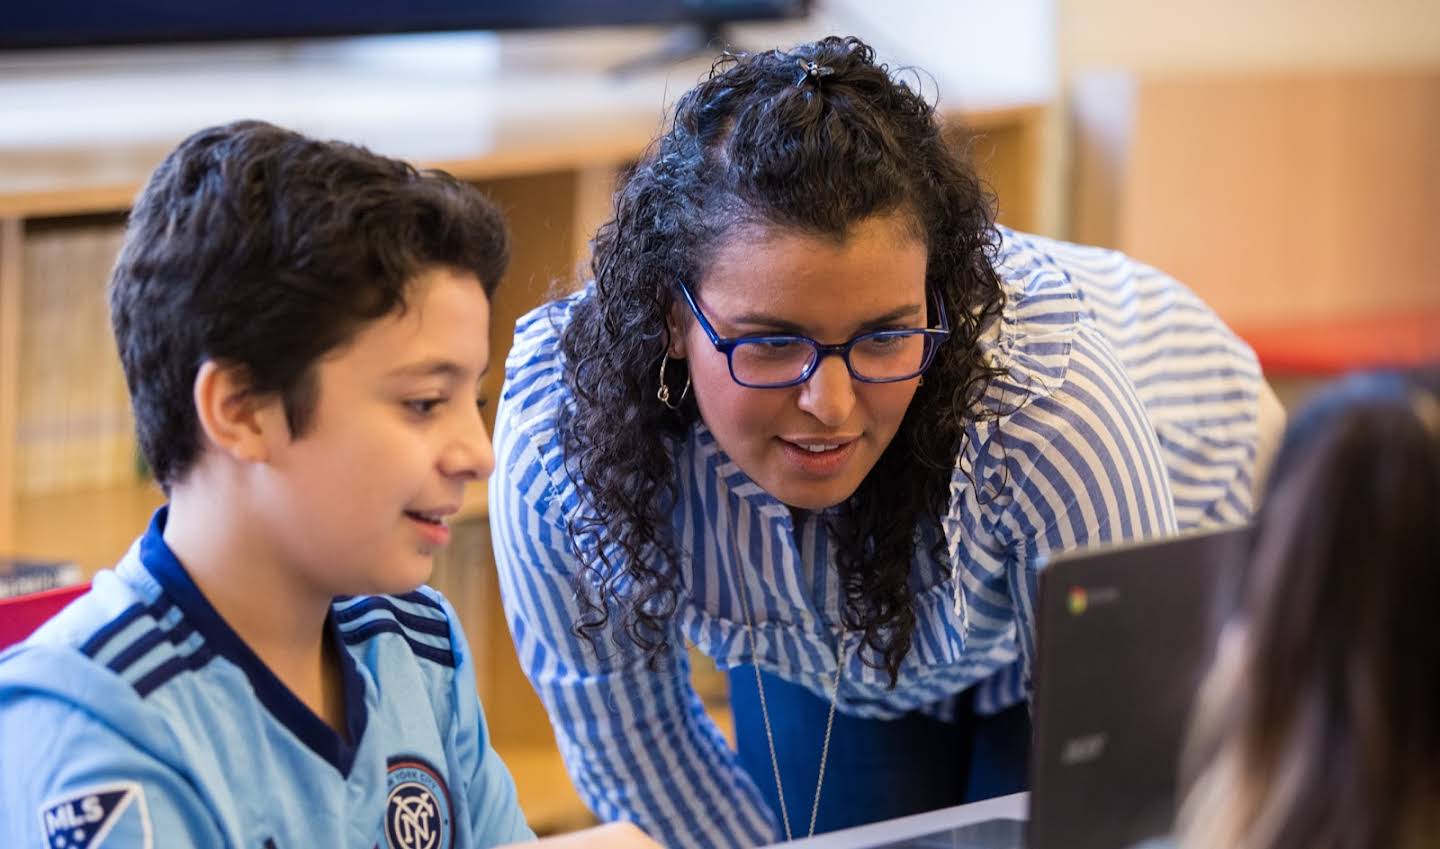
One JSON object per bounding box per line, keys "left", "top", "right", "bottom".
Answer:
{"left": 558, "top": 36, "right": 1006, "bottom": 684}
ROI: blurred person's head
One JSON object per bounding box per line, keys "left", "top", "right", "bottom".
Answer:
{"left": 1178, "top": 367, "right": 1440, "bottom": 849}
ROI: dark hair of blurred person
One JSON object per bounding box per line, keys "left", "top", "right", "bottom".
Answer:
{"left": 1178, "top": 366, "right": 1440, "bottom": 849}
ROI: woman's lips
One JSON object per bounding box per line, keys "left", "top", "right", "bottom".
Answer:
{"left": 776, "top": 437, "right": 859, "bottom": 477}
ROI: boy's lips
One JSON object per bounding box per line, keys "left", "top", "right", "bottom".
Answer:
{"left": 404, "top": 508, "right": 455, "bottom": 524}
{"left": 404, "top": 507, "right": 458, "bottom": 546}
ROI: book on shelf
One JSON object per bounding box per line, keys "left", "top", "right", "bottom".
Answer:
{"left": 0, "top": 556, "right": 83, "bottom": 599}
{"left": 17, "top": 220, "right": 137, "bottom": 497}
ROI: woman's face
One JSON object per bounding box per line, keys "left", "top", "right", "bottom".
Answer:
{"left": 671, "top": 214, "right": 929, "bottom": 510}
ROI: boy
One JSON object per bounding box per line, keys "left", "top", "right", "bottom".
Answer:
{"left": 0, "top": 121, "right": 654, "bottom": 849}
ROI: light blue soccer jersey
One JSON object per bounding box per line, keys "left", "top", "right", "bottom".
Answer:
{"left": 0, "top": 509, "right": 534, "bottom": 849}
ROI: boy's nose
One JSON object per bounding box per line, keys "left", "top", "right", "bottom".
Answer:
{"left": 795, "top": 356, "right": 857, "bottom": 427}
{"left": 443, "top": 413, "right": 495, "bottom": 481}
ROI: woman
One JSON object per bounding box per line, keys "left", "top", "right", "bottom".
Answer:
{"left": 491, "top": 36, "right": 1272, "bottom": 849}
{"left": 1176, "top": 369, "right": 1440, "bottom": 849}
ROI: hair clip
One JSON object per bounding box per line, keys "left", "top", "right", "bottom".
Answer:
{"left": 795, "top": 58, "right": 835, "bottom": 87}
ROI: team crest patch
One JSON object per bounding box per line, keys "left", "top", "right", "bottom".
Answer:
{"left": 39, "top": 781, "right": 150, "bottom": 849}
{"left": 384, "top": 757, "right": 454, "bottom": 849}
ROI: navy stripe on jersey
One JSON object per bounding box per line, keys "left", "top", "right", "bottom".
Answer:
{"left": 79, "top": 597, "right": 173, "bottom": 659}
{"left": 396, "top": 590, "right": 447, "bottom": 613}
{"left": 105, "top": 618, "right": 198, "bottom": 677}
{"left": 333, "top": 596, "right": 451, "bottom": 638}
{"left": 133, "top": 643, "right": 218, "bottom": 698}
{"left": 127, "top": 510, "right": 370, "bottom": 777}
{"left": 334, "top": 593, "right": 458, "bottom": 669}
{"left": 490, "top": 226, "right": 1262, "bottom": 849}
{"left": 339, "top": 620, "right": 457, "bottom": 668}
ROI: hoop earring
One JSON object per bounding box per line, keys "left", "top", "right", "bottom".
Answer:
{"left": 657, "top": 355, "right": 691, "bottom": 410}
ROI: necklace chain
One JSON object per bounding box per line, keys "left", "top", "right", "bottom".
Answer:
{"left": 738, "top": 570, "right": 845, "bottom": 842}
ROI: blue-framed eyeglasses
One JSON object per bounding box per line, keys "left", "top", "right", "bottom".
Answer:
{"left": 675, "top": 281, "right": 951, "bottom": 389}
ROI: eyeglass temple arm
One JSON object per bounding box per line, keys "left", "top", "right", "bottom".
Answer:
{"left": 676, "top": 281, "right": 725, "bottom": 346}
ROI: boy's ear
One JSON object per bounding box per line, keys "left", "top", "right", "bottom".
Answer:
{"left": 192, "top": 360, "right": 285, "bottom": 464}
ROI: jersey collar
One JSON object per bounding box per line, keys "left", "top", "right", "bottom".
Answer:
{"left": 137, "top": 507, "right": 370, "bottom": 777}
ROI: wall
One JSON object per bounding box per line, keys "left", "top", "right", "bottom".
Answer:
{"left": 1061, "top": 0, "right": 1440, "bottom": 74}
{"left": 801, "top": 0, "right": 1440, "bottom": 236}
{"left": 1055, "top": 0, "right": 1440, "bottom": 237}
{"left": 821, "top": 0, "right": 1054, "bottom": 108}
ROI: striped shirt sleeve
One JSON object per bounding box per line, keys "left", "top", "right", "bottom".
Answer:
{"left": 986, "top": 322, "right": 1179, "bottom": 688}
{"left": 490, "top": 387, "right": 780, "bottom": 849}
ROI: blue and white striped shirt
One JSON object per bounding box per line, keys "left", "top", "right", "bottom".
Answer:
{"left": 490, "top": 228, "right": 1263, "bottom": 849}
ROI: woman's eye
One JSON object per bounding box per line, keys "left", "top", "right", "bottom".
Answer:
{"left": 742, "top": 338, "right": 806, "bottom": 358}
{"left": 855, "top": 332, "right": 917, "bottom": 356}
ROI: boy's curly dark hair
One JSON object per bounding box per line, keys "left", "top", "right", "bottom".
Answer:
{"left": 558, "top": 36, "right": 1006, "bottom": 684}
{"left": 110, "top": 120, "right": 508, "bottom": 491}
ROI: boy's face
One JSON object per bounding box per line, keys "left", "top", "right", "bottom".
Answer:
{"left": 252, "top": 266, "right": 493, "bottom": 597}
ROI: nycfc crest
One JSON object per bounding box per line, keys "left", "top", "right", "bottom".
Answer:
{"left": 385, "top": 757, "right": 454, "bottom": 849}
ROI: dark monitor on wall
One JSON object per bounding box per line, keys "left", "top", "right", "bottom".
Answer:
{"left": 0, "top": 0, "right": 808, "bottom": 51}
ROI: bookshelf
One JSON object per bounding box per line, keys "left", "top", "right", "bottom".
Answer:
{"left": 0, "top": 49, "right": 1045, "bottom": 833}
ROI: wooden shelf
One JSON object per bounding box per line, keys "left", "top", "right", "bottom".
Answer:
{"left": 13, "top": 481, "right": 165, "bottom": 576}
{"left": 460, "top": 479, "right": 489, "bottom": 522}
{"left": 496, "top": 704, "right": 734, "bottom": 836}
{"left": 0, "top": 58, "right": 1042, "bottom": 221}
{"left": 496, "top": 742, "right": 595, "bottom": 836}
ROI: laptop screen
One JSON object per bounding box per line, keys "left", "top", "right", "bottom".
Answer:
{"left": 1028, "top": 527, "right": 1250, "bottom": 849}
{"left": 756, "top": 528, "right": 1249, "bottom": 849}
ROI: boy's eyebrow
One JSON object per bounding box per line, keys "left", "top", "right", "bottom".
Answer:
{"left": 385, "top": 359, "right": 492, "bottom": 382}
{"left": 385, "top": 359, "right": 469, "bottom": 380}
{"left": 729, "top": 303, "right": 923, "bottom": 334}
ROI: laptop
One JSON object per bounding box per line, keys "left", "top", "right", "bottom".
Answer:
{"left": 1026, "top": 526, "right": 1249, "bottom": 849}
{"left": 769, "top": 526, "right": 1251, "bottom": 849}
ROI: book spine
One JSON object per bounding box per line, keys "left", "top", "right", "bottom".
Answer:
{"left": 16, "top": 221, "right": 135, "bottom": 496}
{"left": 0, "top": 562, "right": 82, "bottom": 598}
